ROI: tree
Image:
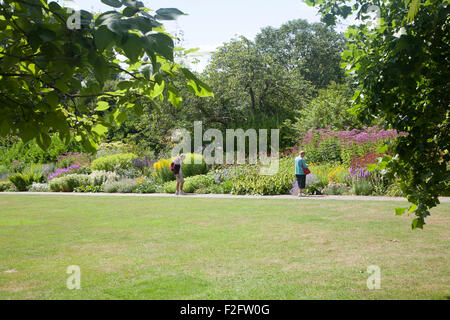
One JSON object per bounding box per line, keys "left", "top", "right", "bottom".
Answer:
{"left": 307, "top": 0, "right": 449, "bottom": 228}
{"left": 0, "top": 0, "right": 212, "bottom": 152}
{"left": 293, "top": 82, "right": 361, "bottom": 134}
{"left": 255, "top": 19, "right": 346, "bottom": 88}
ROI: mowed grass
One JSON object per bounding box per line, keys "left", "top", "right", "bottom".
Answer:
{"left": 0, "top": 194, "right": 449, "bottom": 300}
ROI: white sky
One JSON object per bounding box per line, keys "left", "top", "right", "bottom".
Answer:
{"left": 62, "top": 1, "right": 355, "bottom": 71}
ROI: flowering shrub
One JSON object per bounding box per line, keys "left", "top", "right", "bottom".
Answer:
{"left": 89, "top": 171, "right": 120, "bottom": 186}
{"left": 56, "top": 152, "right": 90, "bottom": 169}
{"left": 47, "top": 165, "right": 81, "bottom": 181}
{"left": 134, "top": 177, "right": 158, "bottom": 194}
{"left": 153, "top": 157, "right": 175, "bottom": 183}
{"left": 299, "top": 126, "right": 406, "bottom": 165}
{"left": 28, "top": 182, "right": 50, "bottom": 192}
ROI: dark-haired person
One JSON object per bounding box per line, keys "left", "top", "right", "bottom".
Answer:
{"left": 173, "top": 154, "right": 186, "bottom": 195}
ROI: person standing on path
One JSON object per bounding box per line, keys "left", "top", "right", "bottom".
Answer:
{"left": 295, "top": 151, "right": 309, "bottom": 197}
{"left": 173, "top": 154, "right": 186, "bottom": 195}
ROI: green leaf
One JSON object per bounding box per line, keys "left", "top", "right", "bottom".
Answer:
{"left": 395, "top": 207, "right": 408, "bottom": 216}
{"left": 168, "top": 87, "right": 182, "bottom": 107}
{"left": 95, "top": 26, "right": 115, "bottom": 51}
{"left": 408, "top": 204, "right": 418, "bottom": 213}
{"left": 155, "top": 8, "right": 185, "bottom": 20}
{"left": 366, "top": 164, "right": 377, "bottom": 172}
{"left": 36, "top": 132, "right": 51, "bottom": 150}
{"left": 151, "top": 81, "right": 165, "bottom": 98}
{"left": 95, "top": 101, "right": 110, "bottom": 111}
{"left": 45, "top": 91, "right": 59, "bottom": 108}
{"left": 114, "top": 109, "right": 128, "bottom": 124}
{"left": 122, "top": 33, "right": 142, "bottom": 62}
{"left": 122, "top": 0, "right": 144, "bottom": 8}
{"left": 123, "top": 7, "right": 139, "bottom": 17}
{"left": 377, "top": 144, "right": 389, "bottom": 154}
{"left": 101, "top": 0, "right": 122, "bottom": 8}
{"left": 412, "top": 218, "right": 424, "bottom": 230}
{"left": 92, "top": 123, "right": 109, "bottom": 136}
{"left": 143, "top": 33, "right": 174, "bottom": 61}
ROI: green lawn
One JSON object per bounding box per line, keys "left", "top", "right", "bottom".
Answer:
{"left": 0, "top": 194, "right": 448, "bottom": 300}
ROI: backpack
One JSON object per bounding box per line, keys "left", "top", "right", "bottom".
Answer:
{"left": 170, "top": 162, "right": 175, "bottom": 172}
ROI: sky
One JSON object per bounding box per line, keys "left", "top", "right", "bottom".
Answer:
{"left": 64, "top": 0, "right": 346, "bottom": 71}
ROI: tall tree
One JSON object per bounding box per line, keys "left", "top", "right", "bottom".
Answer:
{"left": 255, "top": 19, "right": 346, "bottom": 88}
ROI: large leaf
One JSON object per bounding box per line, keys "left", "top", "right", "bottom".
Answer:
{"left": 101, "top": 0, "right": 122, "bottom": 8}
{"left": 122, "top": 33, "right": 142, "bottom": 62}
{"left": 155, "top": 8, "right": 185, "bottom": 20}
{"left": 142, "top": 33, "right": 174, "bottom": 61}
{"left": 95, "top": 26, "right": 115, "bottom": 51}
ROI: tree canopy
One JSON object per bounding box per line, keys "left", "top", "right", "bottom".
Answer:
{"left": 0, "top": 0, "right": 212, "bottom": 152}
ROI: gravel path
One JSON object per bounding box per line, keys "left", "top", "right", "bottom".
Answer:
{"left": 2, "top": 192, "right": 450, "bottom": 203}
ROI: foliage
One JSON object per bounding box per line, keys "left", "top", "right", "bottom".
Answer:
{"left": 181, "top": 153, "right": 208, "bottom": 178}
{"left": 300, "top": 126, "right": 405, "bottom": 165}
{"left": 74, "top": 185, "right": 103, "bottom": 193}
{"left": 0, "top": 180, "right": 13, "bottom": 192}
{"left": 322, "top": 182, "right": 350, "bottom": 195}
{"left": 28, "top": 182, "right": 50, "bottom": 192}
{"left": 49, "top": 174, "right": 90, "bottom": 192}
{"left": 162, "top": 174, "right": 214, "bottom": 194}
{"left": 47, "top": 164, "right": 82, "bottom": 180}
{"left": 89, "top": 170, "right": 120, "bottom": 186}
{"left": 95, "top": 141, "right": 135, "bottom": 158}
{"left": 294, "top": 83, "right": 361, "bottom": 134}
{"left": 103, "top": 178, "right": 137, "bottom": 193}
{"left": 255, "top": 19, "right": 346, "bottom": 88}
{"left": 0, "top": 0, "right": 212, "bottom": 152}
{"left": 56, "top": 152, "right": 90, "bottom": 169}
{"left": 90, "top": 153, "right": 137, "bottom": 172}
{"left": 134, "top": 177, "right": 158, "bottom": 193}
{"left": 352, "top": 179, "right": 373, "bottom": 196}
{"left": 8, "top": 164, "right": 46, "bottom": 190}
{"left": 308, "top": 0, "right": 449, "bottom": 228}
{"left": 153, "top": 157, "right": 175, "bottom": 183}
{"left": 0, "top": 134, "right": 84, "bottom": 167}
{"left": 229, "top": 158, "right": 294, "bottom": 195}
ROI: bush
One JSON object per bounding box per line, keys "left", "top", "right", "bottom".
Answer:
{"left": 74, "top": 185, "right": 103, "bottom": 193}
{"left": 103, "top": 178, "right": 137, "bottom": 193}
{"left": 229, "top": 158, "right": 294, "bottom": 195}
{"left": 322, "top": 182, "right": 350, "bottom": 195}
{"left": 162, "top": 180, "right": 177, "bottom": 193}
{"left": 386, "top": 182, "right": 404, "bottom": 197}
{"left": 49, "top": 174, "right": 90, "bottom": 192}
{"left": 8, "top": 165, "right": 46, "bottom": 191}
{"left": 181, "top": 153, "right": 208, "bottom": 178}
{"left": 89, "top": 171, "right": 120, "bottom": 186}
{"left": 56, "top": 152, "right": 91, "bottom": 169}
{"left": 0, "top": 165, "right": 9, "bottom": 180}
{"left": 134, "top": 177, "right": 158, "bottom": 194}
{"left": 153, "top": 157, "right": 176, "bottom": 183}
{"left": 0, "top": 134, "right": 84, "bottom": 167}
{"left": 0, "top": 180, "right": 13, "bottom": 192}
{"left": 47, "top": 165, "right": 82, "bottom": 181}
{"left": 28, "top": 182, "right": 50, "bottom": 192}
{"left": 91, "top": 153, "right": 138, "bottom": 172}
{"left": 352, "top": 179, "right": 373, "bottom": 196}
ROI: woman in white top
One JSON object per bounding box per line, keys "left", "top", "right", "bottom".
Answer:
{"left": 173, "top": 154, "right": 186, "bottom": 195}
